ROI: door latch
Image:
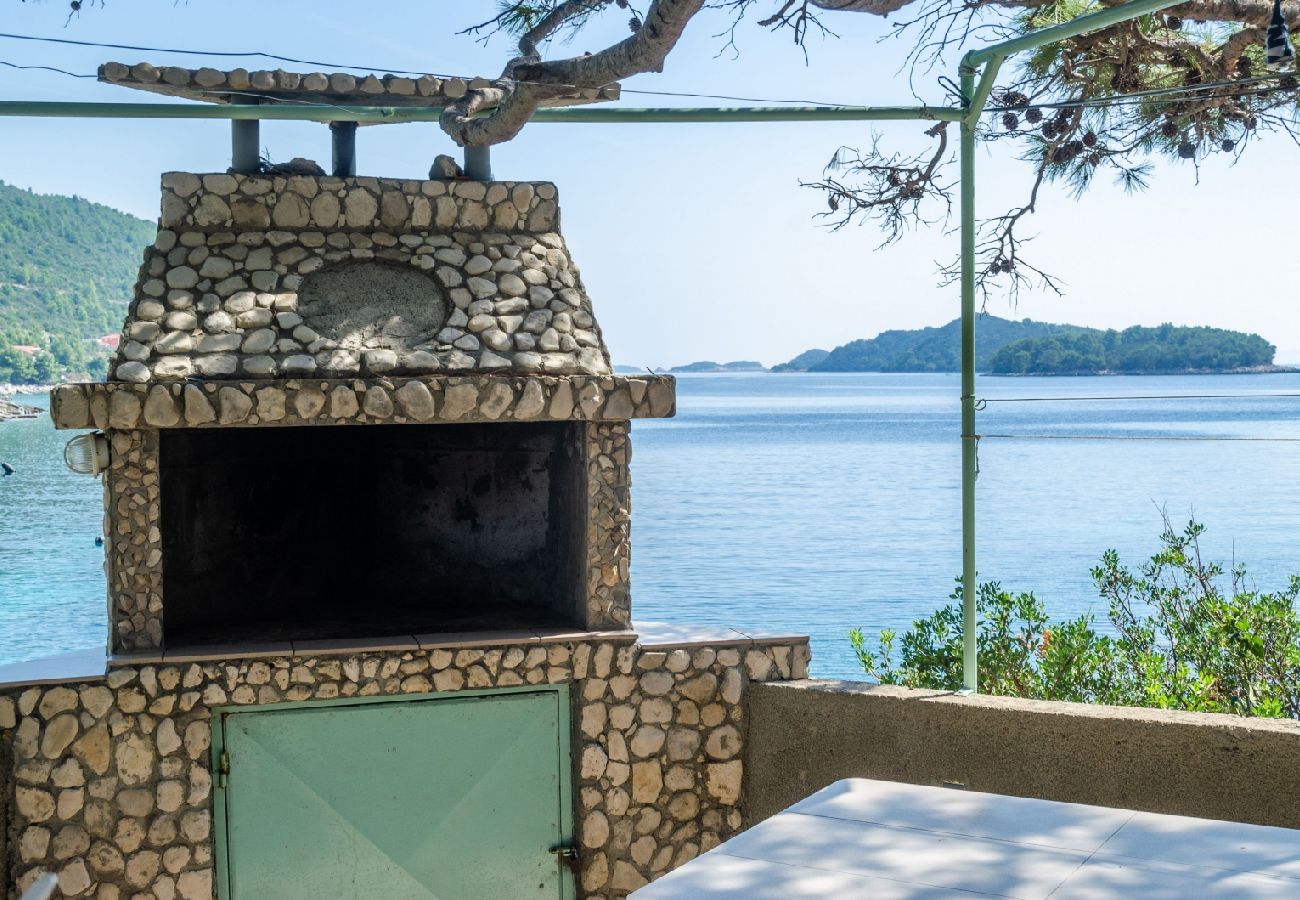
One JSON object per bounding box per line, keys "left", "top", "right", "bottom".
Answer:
{"left": 549, "top": 845, "right": 580, "bottom": 875}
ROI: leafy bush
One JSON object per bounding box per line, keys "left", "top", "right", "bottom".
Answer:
{"left": 851, "top": 519, "right": 1300, "bottom": 718}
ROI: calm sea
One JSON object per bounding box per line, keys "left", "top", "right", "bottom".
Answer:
{"left": 2, "top": 373, "right": 1298, "bottom": 678}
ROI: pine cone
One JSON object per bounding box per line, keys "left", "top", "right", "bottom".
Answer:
{"left": 1166, "top": 15, "right": 1182, "bottom": 29}
{"left": 1160, "top": 120, "right": 1179, "bottom": 138}
{"left": 1082, "top": 131, "right": 1098, "bottom": 147}
{"left": 1221, "top": 138, "right": 1236, "bottom": 151}
{"left": 1025, "top": 108, "right": 1044, "bottom": 124}
{"left": 1002, "top": 112, "right": 1019, "bottom": 131}
{"left": 1177, "top": 141, "right": 1196, "bottom": 159}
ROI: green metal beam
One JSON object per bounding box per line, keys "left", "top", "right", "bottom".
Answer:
{"left": 0, "top": 100, "right": 967, "bottom": 124}
{"left": 962, "top": 0, "right": 1185, "bottom": 69}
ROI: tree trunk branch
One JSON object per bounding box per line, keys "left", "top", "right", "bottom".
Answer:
{"left": 440, "top": 0, "right": 706, "bottom": 148}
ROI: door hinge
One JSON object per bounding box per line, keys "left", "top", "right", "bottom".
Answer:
{"left": 217, "top": 750, "right": 230, "bottom": 787}
{"left": 549, "top": 844, "right": 580, "bottom": 875}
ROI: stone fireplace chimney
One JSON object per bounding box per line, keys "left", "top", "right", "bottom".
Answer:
{"left": 50, "top": 173, "right": 675, "bottom": 655}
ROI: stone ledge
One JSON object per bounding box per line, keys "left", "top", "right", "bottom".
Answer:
{"left": 50, "top": 374, "right": 675, "bottom": 430}
{"left": 101, "top": 63, "right": 619, "bottom": 109}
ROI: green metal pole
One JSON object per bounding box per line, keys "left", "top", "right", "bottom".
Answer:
{"left": 950, "top": 0, "right": 1187, "bottom": 694}
{"left": 959, "top": 68, "right": 979, "bottom": 694}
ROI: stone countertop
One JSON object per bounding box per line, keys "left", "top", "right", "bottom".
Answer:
{"left": 50, "top": 373, "right": 675, "bottom": 430}
{"left": 0, "top": 622, "right": 809, "bottom": 688}
{"left": 0, "top": 648, "right": 108, "bottom": 687}
{"left": 98, "top": 62, "right": 620, "bottom": 111}
{"left": 634, "top": 622, "right": 810, "bottom": 650}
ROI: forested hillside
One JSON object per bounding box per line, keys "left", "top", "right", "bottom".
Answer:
{"left": 808, "top": 316, "right": 1080, "bottom": 372}
{"left": 989, "top": 325, "right": 1277, "bottom": 374}
{"left": 0, "top": 181, "right": 153, "bottom": 382}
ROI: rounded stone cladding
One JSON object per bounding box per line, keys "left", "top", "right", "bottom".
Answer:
{"left": 0, "top": 633, "right": 812, "bottom": 900}
{"left": 109, "top": 174, "right": 612, "bottom": 382}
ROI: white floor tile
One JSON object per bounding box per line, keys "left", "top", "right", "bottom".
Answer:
{"left": 633, "top": 853, "right": 1012, "bottom": 899}
{"left": 721, "top": 812, "right": 1089, "bottom": 900}
{"left": 1098, "top": 812, "right": 1300, "bottom": 877}
{"left": 789, "top": 779, "right": 1132, "bottom": 853}
{"left": 1055, "top": 855, "right": 1300, "bottom": 899}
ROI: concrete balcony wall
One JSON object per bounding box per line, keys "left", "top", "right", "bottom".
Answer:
{"left": 745, "top": 680, "right": 1300, "bottom": 830}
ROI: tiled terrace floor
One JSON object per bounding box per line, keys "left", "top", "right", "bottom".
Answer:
{"left": 633, "top": 778, "right": 1300, "bottom": 898}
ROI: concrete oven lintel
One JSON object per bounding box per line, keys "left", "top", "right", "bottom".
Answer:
{"left": 50, "top": 374, "right": 675, "bottom": 430}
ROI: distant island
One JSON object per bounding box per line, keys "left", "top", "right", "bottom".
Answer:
{"left": 989, "top": 325, "right": 1285, "bottom": 375}
{"left": 668, "top": 360, "right": 768, "bottom": 373}
{"left": 773, "top": 317, "right": 1293, "bottom": 376}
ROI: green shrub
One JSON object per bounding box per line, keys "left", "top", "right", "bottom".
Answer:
{"left": 851, "top": 518, "right": 1300, "bottom": 718}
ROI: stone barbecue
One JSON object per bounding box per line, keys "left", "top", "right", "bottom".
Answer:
{"left": 3, "top": 63, "right": 810, "bottom": 900}
{"left": 52, "top": 172, "right": 672, "bottom": 654}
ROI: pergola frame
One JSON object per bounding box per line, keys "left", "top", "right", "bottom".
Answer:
{"left": 0, "top": 0, "right": 1189, "bottom": 690}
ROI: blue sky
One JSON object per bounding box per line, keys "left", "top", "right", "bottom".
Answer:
{"left": 1, "top": 0, "right": 1296, "bottom": 365}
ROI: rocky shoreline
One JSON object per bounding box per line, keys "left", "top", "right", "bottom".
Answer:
{"left": 0, "top": 385, "right": 45, "bottom": 421}
{"left": 0, "top": 398, "right": 39, "bottom": 421}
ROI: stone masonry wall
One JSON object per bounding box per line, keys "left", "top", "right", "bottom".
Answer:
{"left": 0, "top": 636, "right": 811, "bottom": 899}
{"left": 586, "top": 423, "right": 631, "bottom": 631}
{"left": 104, "top": 431, "right": 162, "bottom": 653}
{"left": 110, "top": 174, "right": 611, "bottom": 382}
{"left": 100, "top": 417, "right": 637, "bottom": 652}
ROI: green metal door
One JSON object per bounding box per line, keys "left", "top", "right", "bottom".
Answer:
{"left": 214, "top": 687, "right": 573, "bottom": 900}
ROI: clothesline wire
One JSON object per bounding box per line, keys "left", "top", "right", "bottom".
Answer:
{"left": 1, "top": 30, "right": 1296, "bottom": 113}
{"left": 980, "top": 392, "right": 1300, "bottom": 403}
{"left": 979, "top": 433, "right": 1300, "bottom": 442}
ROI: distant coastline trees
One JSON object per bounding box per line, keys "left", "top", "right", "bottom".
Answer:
{"left": 782, "top": 318, "right": 1278, "bottom": 376}
{"left": 989, "top": 325, "right": 1276, "bottom": 375}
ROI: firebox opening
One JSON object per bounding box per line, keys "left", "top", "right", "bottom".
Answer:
{"left": 160, "top": 422, "right": 586, "bottom": 646}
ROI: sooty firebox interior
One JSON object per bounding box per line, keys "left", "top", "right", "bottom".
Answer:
{"left": 159, "top": 422, "right": 586, "bottom": 646}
